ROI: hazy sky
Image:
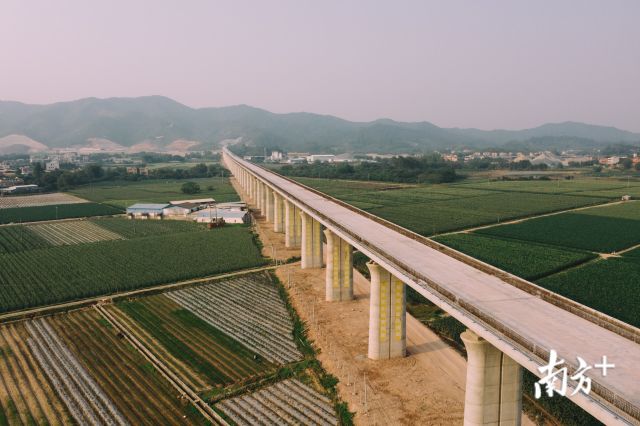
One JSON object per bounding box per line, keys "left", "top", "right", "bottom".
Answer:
{"left": 1, "top": 1, "right": 639, "bottom": 131}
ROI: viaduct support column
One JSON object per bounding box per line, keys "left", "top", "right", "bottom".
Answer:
{"left": 461, "top": 330, "right": 522, "bottom": 426}
{"left": 265, "top": 187, "right": 274, "bottom": 222}
{"left": 366, "top": 262, "right": 406, "bottom": 360}
{"left": 256, "top": 181, "right": 263, "bottom": 212}
{"left": 300, "top": 211, "right": 323, "bottom": 268}
{"left": 285, "top": 201, "right": 301, "bottom": 247}
{"left": 251, "top": 177, "right": 257, "bottom": 202}
{"left": 273, "top": 193, "right": 284, "bottom": 233}
{"left": 323, "top": 230, "right": 353, "bottom": 301}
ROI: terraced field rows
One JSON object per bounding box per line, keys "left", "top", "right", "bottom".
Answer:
{"left": 0, "top": 322, "right": 72, "bottom": 425}
{"left": 26, "top": 318, "right": 128, "bottom": 425}
{"left": 167, "top": 273, "right": 302, "bottom": 364}
{"left": 0, "top": 193, "right": 88, "bottom": 209}
{"left": 30, "top": 220, "right": 124, "bottom": 246}
{"left": 216, "top": 379, "right": 337, "bottom": 426}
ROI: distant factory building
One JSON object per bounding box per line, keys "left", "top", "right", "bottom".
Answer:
{"left": 126, "top": 203, "right": 169, "bottom": 219}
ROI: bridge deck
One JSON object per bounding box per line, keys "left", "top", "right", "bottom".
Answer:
{"left": 232, "top": 153, "right": 640, "bottom": 421}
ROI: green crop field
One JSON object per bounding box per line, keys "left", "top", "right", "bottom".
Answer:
{"left": 537, "top": 257, "right": 640, "bottom": 327}
{"left": 477, "top": 202, "right": 640, "bottom": 253}
{"left": 0, "top": 226, "right": 266, "bottom": 313}
{"left": 0, "top": 202, "right": 122, "bottom": 224}
{"left": 0, "top": 226, "right": 51, "bottom": 254}
{"left": 457, "top": 177, "right": 638, "bottom": 195}
{"left": 293, "top": 177, "right": 610, "bottom": 235}
{"left": 68, "top": 177, "right": 239, "bottom": 209}
{"left": 434, "top": 233, "right": 596, "bottom": 280}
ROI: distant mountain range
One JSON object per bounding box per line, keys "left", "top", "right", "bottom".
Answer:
{"left": 0, "top": 96, "right": 638, "bottom": 155}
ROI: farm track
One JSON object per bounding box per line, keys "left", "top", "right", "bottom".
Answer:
{"left": 29, "top": 220, "right": 124, "bottom": 246}
{"left": 95, "top": 305, "right": 228, "bottom": 425}
{"left": 26, "top": 318, "right": 128, "bottom": 426}
{"left": 167, "top": 274, "right": 302, "bottom": 364}
{"left": 216, "top": 379, "right": 337, "bottom": 426}
{"left": 0, "top": 264, "right": 280, "bottom": 325}
{"left": 49, "top": 310, "right": 199, "bottom": 425}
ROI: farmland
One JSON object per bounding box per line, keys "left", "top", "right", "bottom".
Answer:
{"left": 167, "top": 273, "right": 303, "bottom": 364}
{"left": 48, "top": 309, "right": 210, "bottom": 425}
{"left": 0, "top": 193, "right": 87, "bottom": 209}
{"left": 0, "top": 225, "right": 50, "bottom": 254}
{"left": 538, "top": 257, "right": 640, "bottom": 327}
{"left": 0, "top": 226, "right": 266, "bottom": 313}
{"left": 0, "top": 321, "right": 72, "bottom": 425}
{"left": 29, "top": 220, "right": 124, "bottom": 246}
{"left": 293, "top": 177, "right": 611, "bottom": 235}
{"left": 0, "top": 202, "right": 122, "bottom": 224}
{"left": 91, "top": 216, "right": 205, "bottom": 238}
{"left": 111, "top": 294, "right": 274, "bottom": 389}
{"left": 0, "top": 309, "right": 211, "bottom": 425}
{"left": 25, "top": 318, "right": 128, "bottom": 425}
{"left": 477, "top": 201, "right": 640, "bottom": 253}
{"left": 68, "top": 177, "right": 239, "bottom": 209}
{"left": 216, "top": 378, "right": 338, "bottom": 425}
{"left": 433, "top": 233, "right": 596, "bottom": 280}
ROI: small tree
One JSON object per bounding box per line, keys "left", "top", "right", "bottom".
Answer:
{"left": 181, "top": 181, "right": 201, "bottom": 194}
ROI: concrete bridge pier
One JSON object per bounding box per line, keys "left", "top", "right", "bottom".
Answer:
{"left": 256, "top": 181, "right": 264, "bottom": 212}
{"left": 265, "top": 187, "right": 274, "bottom": 222}
{"left": 461, "top": 330, "right": 522, "bottom": 426}
{"left": 285, "top": 201, "right": 301, "bottom": 248}
{"left": 366, "top": 261, "right": 406, "bottom": 360}
{"left": 273, "top": 193, "right": 285, "bottom": 233}
{"left": 251, "top": 177, "right": 257, "bottom": 202}
{"left": 323, "top": 229, "right": 353, "bottom": 301}
{"left": 300, "top": 211, "right": 324, "bottom": 268}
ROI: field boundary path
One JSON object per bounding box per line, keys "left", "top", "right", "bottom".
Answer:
{"left": 95, "top": 305, "right": 228, "bottom": 425}
{"left": 0, "top": 264, "right": 280, "bottom": 324}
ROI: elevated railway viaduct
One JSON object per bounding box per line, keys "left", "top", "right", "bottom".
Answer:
{"left": 223, "top": 148, "right": 640, "bottom": 426}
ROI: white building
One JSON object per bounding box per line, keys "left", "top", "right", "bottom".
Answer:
{"left": 270, "top": 151, "right": 284, "bottom": 161}
{"left": 45, "top": 159, "right": 60, "bottom": 171}
{"left": 195, "top": 208, "right": 249, "bottom": 224}
{"left": 163, "top": 203, "right": 199, "bottom": 217}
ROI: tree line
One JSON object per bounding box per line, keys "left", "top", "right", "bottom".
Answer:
{"left": 277, "top": 155, "right": 458, "bottom": 184}
{"left": 24, "top": 162, "right": 227, "bottom": 192}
